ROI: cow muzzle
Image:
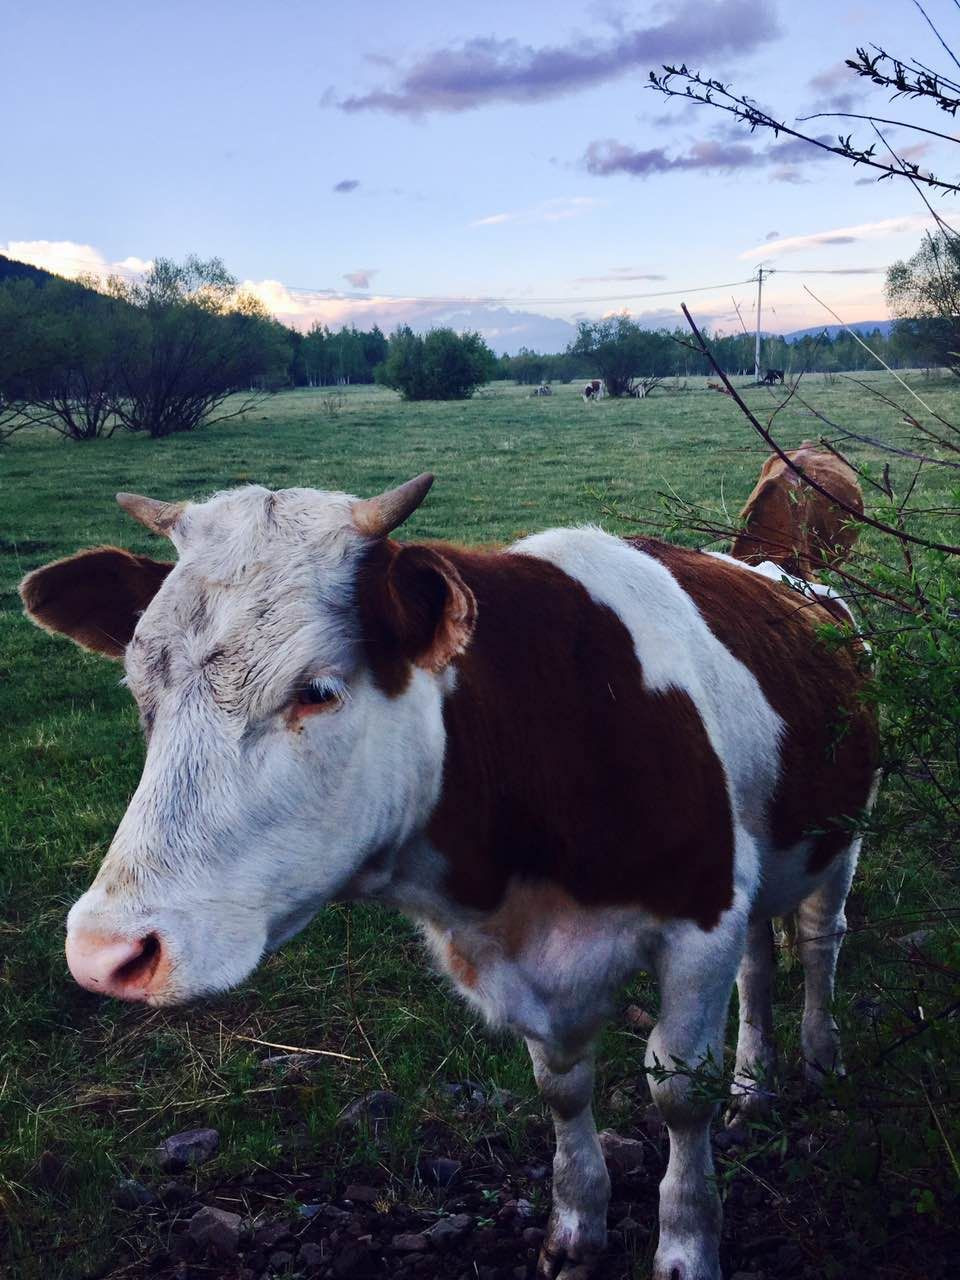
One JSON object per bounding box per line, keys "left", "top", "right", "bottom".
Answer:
{"left": 65, "top": 928, "right": 169, "bottom": 1002}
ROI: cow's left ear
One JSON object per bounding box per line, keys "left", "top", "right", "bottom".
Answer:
{"left": 19, "top": 546, "right": 174, "bottom": 658}
{"left": 356, "top": 541, "right": 476, "bottom": 696}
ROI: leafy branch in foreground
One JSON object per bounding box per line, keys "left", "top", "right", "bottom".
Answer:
{"left": 647, "top": 64, "right": 960, "bottom": 195}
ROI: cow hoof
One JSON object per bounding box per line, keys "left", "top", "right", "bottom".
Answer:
{"left": 723, "top": 1089, "right": 775, "bottom": 1140}
{"left": 537, "top": 1244, "right": 601, "bottom": 1279}
{"left": 653, "top": 1237, "right": 721, "bottom": 1280}
{"left": 652, "top": 1256, "right": 721, "bottom": 1280}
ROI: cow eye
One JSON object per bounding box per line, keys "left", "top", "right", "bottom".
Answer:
{"left": 294, "top": 677, "right": 344, "bottom": 713}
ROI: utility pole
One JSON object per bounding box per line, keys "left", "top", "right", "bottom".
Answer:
{"left": 754, "top": 265, "right": 765, "bottom": 383}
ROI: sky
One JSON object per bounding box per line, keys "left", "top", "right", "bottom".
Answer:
{"left": 2, "top": 0, "right": 956, "bottom": 352}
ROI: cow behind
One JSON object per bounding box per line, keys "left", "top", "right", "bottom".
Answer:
{"left": 20, "top": 478, "right": 877, "bottom": 1280}
{"left": 731, "top": 441, "right": 863, "bottom": 578}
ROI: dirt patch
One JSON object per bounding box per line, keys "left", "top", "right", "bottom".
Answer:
{"left": 86, "top": 1116, "right": 955, "bottom": 1280}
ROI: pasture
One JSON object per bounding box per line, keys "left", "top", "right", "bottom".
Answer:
{"left": 1, "top": 378, "right": 958, "bottom": 1280}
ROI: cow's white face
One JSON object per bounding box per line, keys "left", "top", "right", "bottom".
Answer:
{"left": 21, "top": 478, "right": 474, "bottom": 1005}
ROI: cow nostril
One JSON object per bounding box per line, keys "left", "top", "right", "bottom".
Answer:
{"left": 113, "top": 933, "right": 162, "bottom": 987}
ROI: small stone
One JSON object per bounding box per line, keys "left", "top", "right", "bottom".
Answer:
{"left": 625, "top": 1004, "right": 656, "bottom": 1030}
{"left": 344, "top": 1183, "right": 382, "bottom": 1204}
{"left": 159, "top": 1127, "right": 220, "bottom": 1171}
{"left": 254, "top": 1221, "right": 295, "bottom": 1250}
{"left": 426, "top": 1214, "right": 473, "bottom": 1246}
{"left": 392, "top": 1232, "right": 430, "bottom": 1252}
{"left": 158, "top": 1180, "right": 193, "bottom": 1209}
{"left": 896, "top": 928, "right": 933, "bottom": 949}
{"left": 439, "top": 1080, "right": 487, "bottom": 1108}
{"left": 298, "top": 1202, "right": 322, "bottom": 1219}
{"left": 419, "top": 1155, "right": 461, "bottom": 1187}
{"left": 300, "top": 1242, "right": 325, "bottom": 1270}
{"left": 608, "top": 1086, "right": 636, "bottom": 1112}
{"left": 114, "top": 1178, "right": 157, "bottom": 1209}
{"left": 524, "top": 1163, "right": 549, "bottom": 1181}
{"left": 336, "top": 1089, "right": 402, "bottom": 1131}
{"left": 257, "top": 1052, "right": 318, "bottom": 1078}
{"left": 269, "top": 1249, "right": 295, "bottom": 1271}
{"left": 187, "top": 1205, "right": 242, "bottom": 1258}
{"left": 522, "top": 1226, "right": 546, "bottom": 1248}
{"left": 488, "top": 1086, "right": 521, "bottom": 1110}
{"left": 598, "top": 1129, "right": 645, "bottom": 1177}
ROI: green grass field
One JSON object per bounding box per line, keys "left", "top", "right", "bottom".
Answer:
{"left": 2, "top": 378, "right": 958, "bottom": 1280}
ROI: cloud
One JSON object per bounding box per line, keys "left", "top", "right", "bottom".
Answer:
{"left": 770, "top": 166, "right": 808, "bottom": 184}
{"left": 584, "top": 137, "right": 760, "bottom": 176}
{"left": 808, "top": 61, "right": 864, "bottom": 112}
{"left": 343, "top": 268, "right": 378, "bottom": 289}
{"left": 336, "top": 0, "right": 780, "bottom": 115}
{"left": 765, "top": 230, "right": 780, "bottom": 240}
{"left": 574, "top": 268, "right": 667, "bottom": 283}
{"left": 740, "top": 213, "right": 934, "bottom": 259}
{"left": 470, "top": 197, "right": 600, "bottom": 228}
{"left": 0, "top": 239, "right": 152, "bottom": 281}
{"left": 332, "top": 179, "right": 360, "bottom": 193}
{"left": 583, "top": 130, "right": 834, "bottom": 179}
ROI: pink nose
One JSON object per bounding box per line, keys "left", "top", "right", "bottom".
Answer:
{"left": 65, "top": 930, "right": 165, "bottom": 1001}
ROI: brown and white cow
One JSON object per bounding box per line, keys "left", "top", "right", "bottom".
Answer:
{"left": 730, "top": 442, "right": 864, "bottom": 579}
{"left": 20, "top": 477, "right": 877, "bottom": 1280}
{"left": 582, "top": 379, "right": 604, "bottom": 402}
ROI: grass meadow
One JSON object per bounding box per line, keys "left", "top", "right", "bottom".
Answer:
{"left": 1, "top": 378, "right": 958, "bottom": 1279}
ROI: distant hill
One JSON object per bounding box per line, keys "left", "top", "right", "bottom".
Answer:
{"left": 0, "top": 254, "right": 61, "bottom": 286}
{"left": 782, "top": 320, "right": 894, "bottom": 341}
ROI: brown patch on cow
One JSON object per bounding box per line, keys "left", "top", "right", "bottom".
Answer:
{"left": 481, "top": 881, "right": 587, "bottom": 959}
{"left": 631, "top": 540, "right": 878, "bottom": 874}
{"left": 731, "top": 444, "right": 864, "bottom": 578}
{"left": 19, "top": 546, "right": 174, "bottom": 658}
{"left": 446, "top": 940, "right": 478, "bottom": 989}
{"left": 355, "top": 539, "right": 477, "bottom": 696}
{"left": 408, "top": 547, "right": 736, "bottom": 931}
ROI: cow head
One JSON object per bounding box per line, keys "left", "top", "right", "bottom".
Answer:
{"left": 20, "top": 476, "right": 475, "bottom": 1005}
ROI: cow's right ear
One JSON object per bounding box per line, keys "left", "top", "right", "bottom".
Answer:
{"left": 356, "top": 540, "right": 476, "bottom": 696}
{"left": 19, "top": 547, "right": 174, "bottom": 658}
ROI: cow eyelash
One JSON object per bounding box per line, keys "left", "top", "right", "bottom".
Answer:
{"left": 295, "top": 676, "right": 346, "bottom": 710}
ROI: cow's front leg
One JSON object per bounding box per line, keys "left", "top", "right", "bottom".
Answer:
{"left": 526, "top": 1039, "right": 610, "bottom": 1279}
{"left": 647, "top": 921, "right": 744, "bottom": 1280}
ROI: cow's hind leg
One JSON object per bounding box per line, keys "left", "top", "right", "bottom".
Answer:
{"left": 798, "top": 844, "right": 859, "bottom": 1085}
{"left": 526, "top": 1040, "right": 610, "bottom": 1279}
{"left": 648, "top": 919, "right": 744, "bottom": 1280}
{"left": 727, "top": 917, "right": 777, "bottom": 1132}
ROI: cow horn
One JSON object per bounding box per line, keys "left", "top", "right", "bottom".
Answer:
{"left": 116, "top": 492, "right": 186, "bottom": 536}
{"left": 352, "top": 473, "right": 434, "bottom": 538}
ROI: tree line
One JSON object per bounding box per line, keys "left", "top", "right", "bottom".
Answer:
{"left": 0, "top": 257, "right": 500, "bottom": 438}
{"left": 1, "top": 234, "right": 956, "bottom": 440}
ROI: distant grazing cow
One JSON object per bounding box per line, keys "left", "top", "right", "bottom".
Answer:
{"left": 731, "top": 442, "right": 864, "bottom": 578}
{"left": 582, "top": 378, "right": 604, "bottom": 401}
{"left": 531, "top": 383, "right": 553, "bottom": 397}
{"left": 707, "top": 381, "right": 733, "bottom": 395}
{"left": 761, "top": 368, "right": 785, "bottom": 386}
{"left": 21, "top": 477, "right": 877, "bottom": 1280}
